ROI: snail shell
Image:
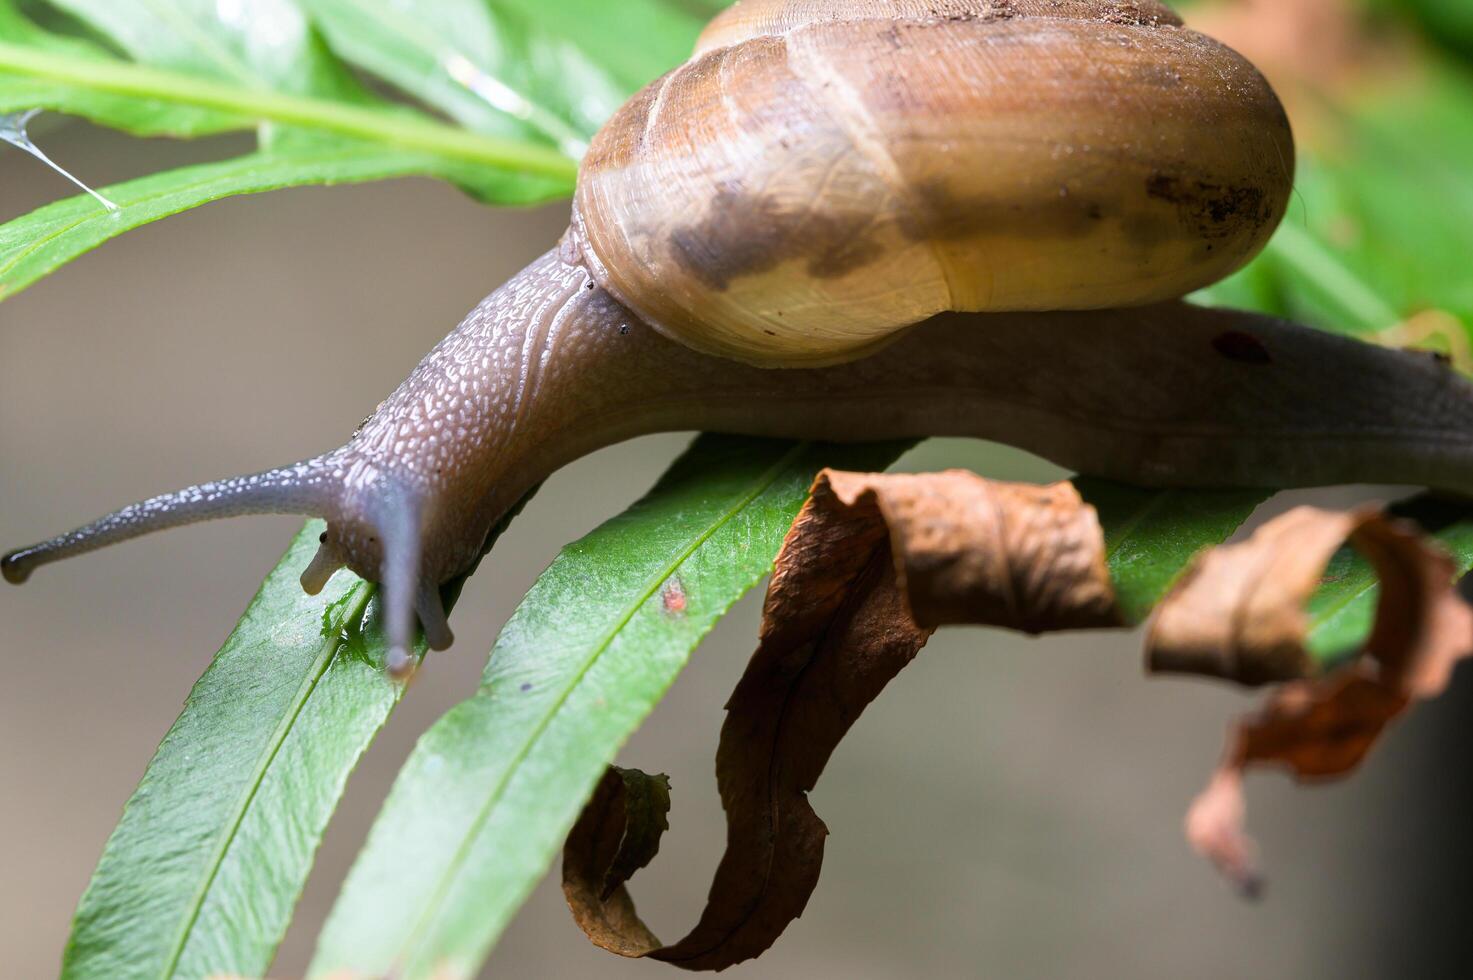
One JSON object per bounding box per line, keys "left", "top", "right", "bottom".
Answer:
{"left": 572, "top": 0, "right": 1295, "bottom": 366}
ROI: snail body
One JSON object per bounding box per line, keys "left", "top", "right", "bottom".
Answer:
{"left": 11, "top": 1, "right": 1454, "bottom": 677}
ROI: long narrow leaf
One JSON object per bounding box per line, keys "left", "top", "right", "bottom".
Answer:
{"left": 0, "top": 0, "right": 613, "bottom": 296}
{"left": 0, "top": 0, "right": 242, "bottom": 135}
{"left": 308, "top": 436, "right": 911, "bottom": 980}
{"left": 0, "top": 145, "right": 546, "bottom": 300}
{"left": 1079, "top": 480, "right": 1272, "bottom": 625}
{"left": 300, "top": 0, "right": 707, "bottom": 130}
{"left": 298, "top": 0, "right": 625, "bottom": 154}
{"left": 63, "top": 522, "right": 400, "bottom": 980}
{"left": 0, "top": 0, "right": 716, "bottom": 297}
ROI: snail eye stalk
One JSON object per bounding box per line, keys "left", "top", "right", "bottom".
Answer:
{"left": 1, "top": 458, "right": 337, "bottom": 585}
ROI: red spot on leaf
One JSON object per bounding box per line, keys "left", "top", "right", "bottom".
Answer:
{"left": 662, "top": 579, "right": 687, "bottom": 616}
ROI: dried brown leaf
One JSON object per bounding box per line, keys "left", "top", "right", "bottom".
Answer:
{"left": 563, "top": 767, "right": 671, "bottom": 957}
{"left": 563, "top": 470, "right": 1118, "bottom": 970}
{"left": 566, "top": 476, "right": 1471, "bottom": 964}
{"left": 824, "top": 471, "right": 1121, "bottom": 632}
{"left": 1148, "top": 506, "right": 1473, "bottom": 890}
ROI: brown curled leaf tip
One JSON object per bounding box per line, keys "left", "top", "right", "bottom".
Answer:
{"left": 1148, "top": 505, "right": 1473, "bottom": 891}
{"left": 819, "top": 470, "right": 1120, "bottom": 632}
{"left": 563, "top": 469, "right": 1121, "bottom": 970}
{"left": 563, "top": 767, "right": 672, "bottom": 955}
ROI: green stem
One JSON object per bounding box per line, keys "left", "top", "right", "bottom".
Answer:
{"left": 0, "top": 41, "right": 579, "bottom": 182}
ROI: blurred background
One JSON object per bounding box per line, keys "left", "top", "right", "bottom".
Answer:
{"left": 4, "top": 0, "right": 1473, "bottom": 977}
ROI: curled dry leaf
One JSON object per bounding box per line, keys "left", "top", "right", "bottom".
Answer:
{"left": 563, "top": 470, "right": 1121, "bottom": 970}
{"left": 1147, "top": 505, "right": 1473, "bottom": 892}
{"left": 565, "top": 475, "right": 1472, "bottom": 965}
{"left": 563, "top": 768, "right": 673, "bottom": 956}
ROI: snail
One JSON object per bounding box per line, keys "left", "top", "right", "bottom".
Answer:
{"left": 7, "top": 0, "right": 1473, "bottom": 676}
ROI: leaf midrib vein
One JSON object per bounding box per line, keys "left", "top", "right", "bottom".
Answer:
{"left": 0, "top": 147, "right": 418, "bottom": 280}
{"left": 393, "top": 442, "right": 812, "bottom": 969}
{"left": 157, "top": 581, "right": 376, "bottom": 979}
{"left": 0, "top": 41, "right": 578, "bottom": 179}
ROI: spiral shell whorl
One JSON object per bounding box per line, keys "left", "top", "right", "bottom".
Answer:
{"left": 695, "top": 0, "right": 1184, "bottom": 54}
{"left": 575, "top": 0, "right": 1294, "bottom": 366}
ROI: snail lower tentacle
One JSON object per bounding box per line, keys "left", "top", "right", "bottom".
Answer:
{"left": 7, "top": 245, "right": 1473, "bottom": 672}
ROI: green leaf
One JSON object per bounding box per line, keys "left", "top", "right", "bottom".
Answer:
{"left": 45, "top": 0, "right": 371, "bottom": 103}
{"left": 0, "top": 144, "right": 545, "bottom": 301}
{"left": 0, "top": 0, "right": 717, "bottom": 297}
{"left": 0, "top": 0, "right": 242, "bottom": 135}
{"left": 62, "top": 522, "right": 404, "bottom": 980}
{"left": 308, "top": 446, "right": 1267, "bottom": 980}
{"left": 298, "top": 0, "right": 626, "bottom": 154}
{"left": 0, "top": 39, "right": 577, "bottom": 179}
{"left": 1078, "top": 480, "right": 1272, "bottom": 625}
{"left": 1372, "top": 0, "right": 1473, "bottom": 61}
{"left": 309, "top": 435, "right": 910, "bottom": 980}
{"left": 484, "top": 0, "right": 707, "bottom": 95}
{"left": 0, "top": 0, "right": 628, "bottom": 297}
{"left": 1304, "top": 495, "right": 1473, "bottom": 667}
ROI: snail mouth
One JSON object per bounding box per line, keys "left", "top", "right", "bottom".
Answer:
{"left": 355, "top": 484, "right": 451, "bottom": 678}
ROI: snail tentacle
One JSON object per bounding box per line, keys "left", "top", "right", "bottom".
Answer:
{"left": 0, "top": 458, "right": 338, "bottom": 585}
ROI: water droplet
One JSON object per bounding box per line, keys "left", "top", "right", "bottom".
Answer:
{"left": 1, "top": 109, "right": 119, "bottom": 213}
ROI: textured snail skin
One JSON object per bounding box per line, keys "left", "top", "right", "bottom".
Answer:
{"left": 9, "top": 245, "right": 1473, "bottom": 672}
{"left": 234, "top": 248, "right": 1473, "bottom": 591}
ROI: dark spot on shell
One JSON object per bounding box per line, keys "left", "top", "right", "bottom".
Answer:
{"left": 669, "top": 175, "right": 1120, "bottom": 294}
{"left": 669, "top": 185, "right": 888, "bottom": 291}
{"left": 1212, "top": 331, "right": 1273, "bottom": 365}
{"left": 1093, "top": 1, "right": 1177, "bottom": 26}
{"left": 919, "top": 0, "right": 1012, "bottom": 24}
{"left": 1146, "top": 173, "right": 1270, "bottom": 242}
{"left": 319, "top": 531, "right": 328, "bottom": 543}
{"left": 898, "top": 179, "right": 1106, "bottom": 243}
{"left": 520, "top": 682, "right": 533, "bottom": 692}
